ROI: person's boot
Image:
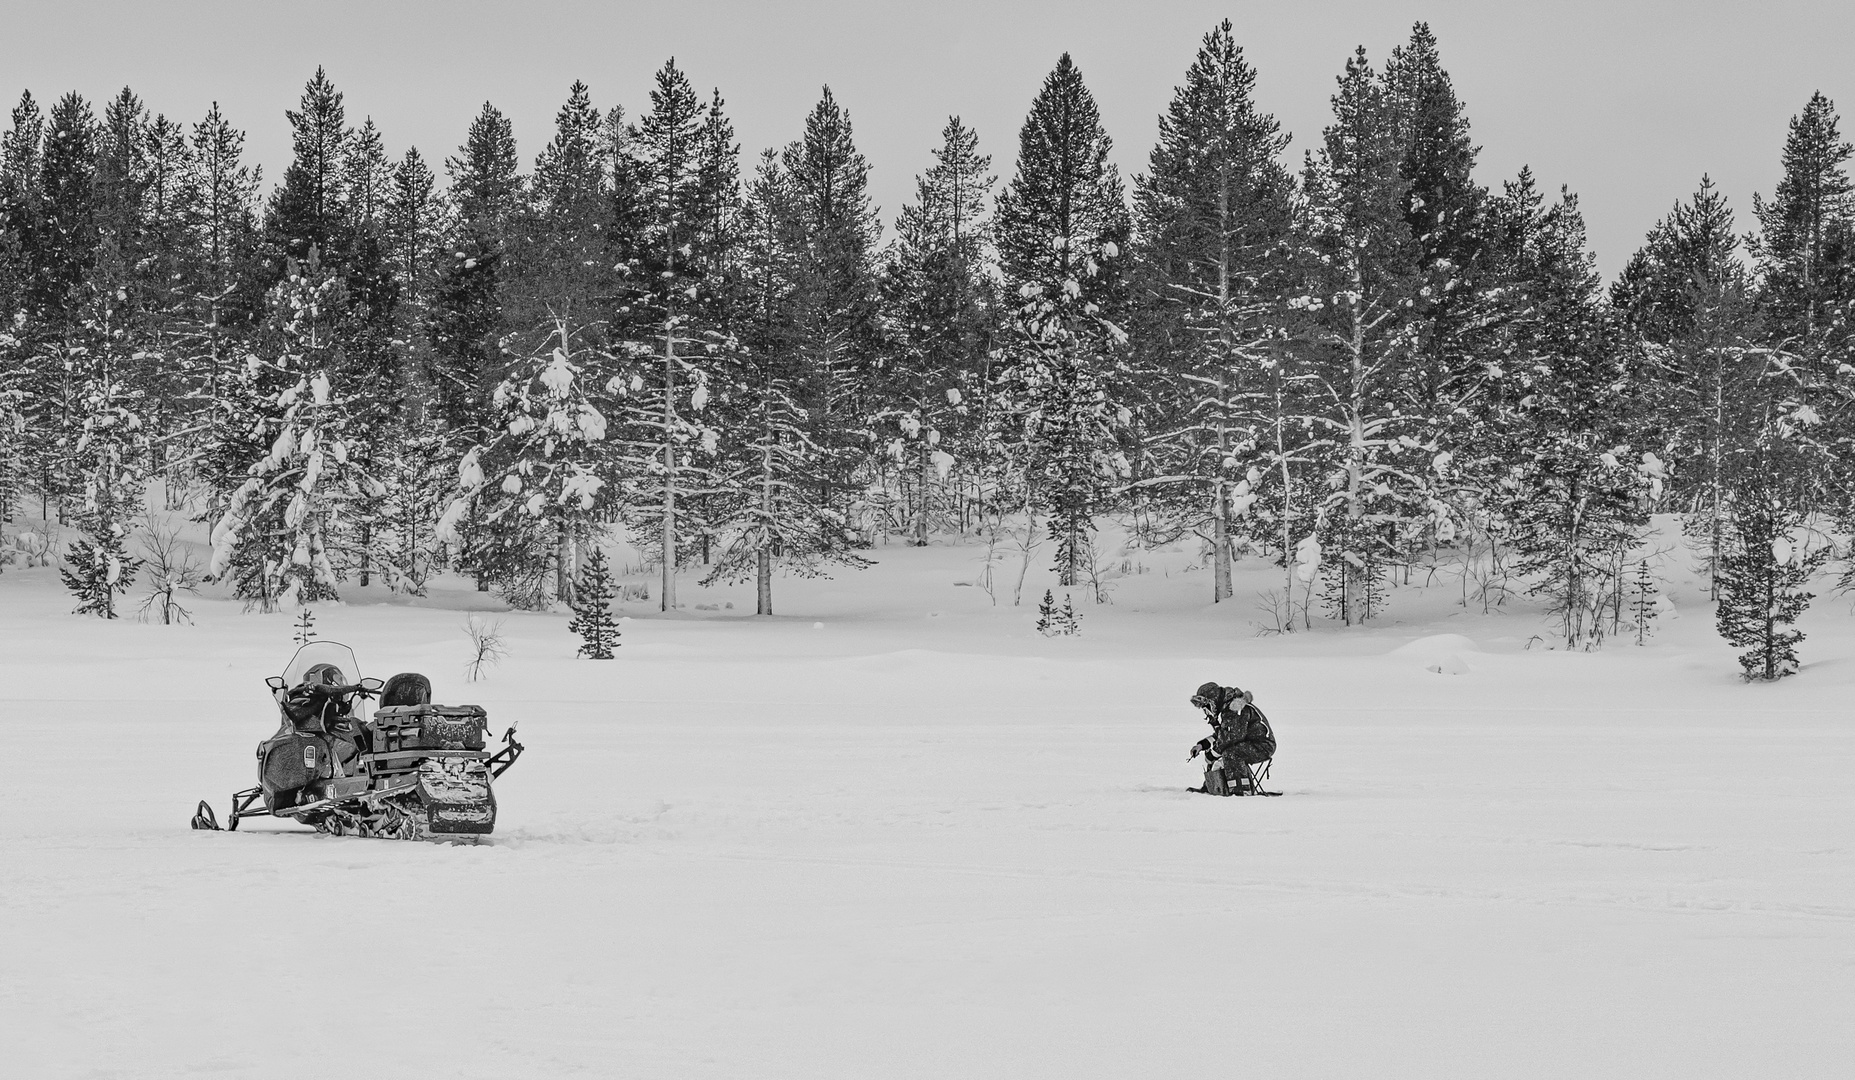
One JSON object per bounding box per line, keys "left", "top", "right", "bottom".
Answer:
{"left": 1228, "top": 759, "right": 1256, "bottom": 795}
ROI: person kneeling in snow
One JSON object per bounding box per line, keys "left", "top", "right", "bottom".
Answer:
{"left": 1189, "top": 682, "right": 1276, "bottom": 796}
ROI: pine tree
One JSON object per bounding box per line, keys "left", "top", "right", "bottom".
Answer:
{"left": 93, "top": 88, "right": 148, "bottom": 261}
{"left": 777, "top": 88, "right": 882, "bottom": 532}
{"left": 385, "top": 148, "right": 441, "bottom": 317}
{"left": 440, "top": 316, "right": 612, "bottom": 608}
{"left": 267, "top": 69, "right": 350, "bottom": 269}
{"left": 1036, "top": 588, "right": 1058, "bottom": 634}
{"left": 1492, "top": 175, "right": 1650, "bottom": 648}
{"left": 1715, "top": 487, "right": 1825, "bottom": 680}
{"left": 1613, "top": 177, "right": 1764, "bottom": 596}
{"left": 702, "top": 150, "right": 869, "bottom": 615}
{"left": 1749, "top": 92, "right": 1852, "bottom": 337}
{"left": 37, "top": 92, "right": 100, "bottom": 324}
{"left": 1383, "top": 22, "right": 1491, "bottom": 454}
{"left": 176, "top": 102, "right": 265, "bottom": 500}
{"left": 567, "top": 544, "right": 620, "bottom": 658}
{"left": 611, "top": 61, "right": 737, "bottom": 611}
{"left": 995, "top": 55, "right": 1133, "bottom": 587}
{"left": 1035, "top": 588, "right": 1081, "bottom": 635}
{"left": 0, "top": 91, "right": 46, "bottom": 315}
{"left": 208, "top": 253, "right": 376, "bottom": 610}
{"left": 882, "top": 115, "right": 995, "bottom": 545}
{"left": 512, "top": 81, "right": 611, "bottom": 347}
{"left": 1628, "top": 556, "right": 1660, "bottom": 646}
{"left": 58, "top": 292, "right": 147, "bottom": 618}
{"left": 0, "top": 95, "right": 44, "bottom": 522}
{"left": 1296, "top": 46, "right": 1421, "bottom": 625}
{"left": 1133, "top": 21, "right": 1295, "bottom": 601}
{"left": 429, "top": 102, "right": 520, "bottom": 442}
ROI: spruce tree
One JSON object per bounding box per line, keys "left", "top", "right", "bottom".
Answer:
{"left": 702, "top": 150, "right": 869, "bottom": 615}
{"left": 1613, "top": 177, "right": 1763, "bottom": 596}
{"left": 440, "top": 317, "right": 612, "bottom": 608}
{"left": 1715, "top": 486, "right": 1825, "bottom": 680}
{"left": 58, "top": 294, "right": 147, "bottom": 618}
{"left": 267, "top": 69, "right": 350, "bottom": 269}
{"left": 208, "top": 253, "right": 375, "bottom": 610}
{"left": 385, "top": 148, "right": 440, "bottom": 316}
{"left": 1492, "top": 175, "right": 1650, "bottom": 648}
{"left": 429, "top": 102, "right": 520, "bottom": 442}
{"left": 37, "top": 92, "right": 100, "bottom": 324}
{"left": 1383, "top": 23, "right": 1491, "bottom": 453}
{"left": 1750, "top": 92, "right": 1852, "bottom": 337}
{"left": 777, "top": 87, "right": 882, "bottom": 532}
{"left": 995, "top": 55, "right": 1133, "bottom": 587}
{"left": 1296, "top": 46, "right": 1420, "bottom": 625}
{"left": 513, "top": 81, "right": 611, "bottom": 347}
{"left": 177, "top": 103, "right": 265, "bottom": 500}
{"left": 611, "top": 60, "right": 736, "bottom": 610}
{"left": 0, "top": 91, "right": 46, "bottom": 313}
{"left": 1133, "top": 21, "right": 1295, "bottom": 602}
{"left": 882, "top": 115, "right": 995, "bottom": 545}
{"left": 93, "top": 88, "right": 148, "bottom": 263}
{"left": 567, "top": 544, "right": 620, "bottom": 658}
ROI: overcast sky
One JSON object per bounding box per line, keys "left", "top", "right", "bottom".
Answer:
{"left": 11, "top": 1, "right": 1854, "bottom": 278}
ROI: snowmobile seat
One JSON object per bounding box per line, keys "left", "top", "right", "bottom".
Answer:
{"left": 381, "top": 673, "right": 432, "bottom": 708}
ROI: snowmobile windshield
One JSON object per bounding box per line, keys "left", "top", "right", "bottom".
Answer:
{"left": 283, "top": 641, "right": 361, "bottom": 688}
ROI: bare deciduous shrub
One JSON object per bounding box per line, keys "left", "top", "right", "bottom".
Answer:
{"left": 137, "top": 516, "right": 202, "bottom": 625}
{"left": 464, "top": 616, "right": 508, "bottom": 682}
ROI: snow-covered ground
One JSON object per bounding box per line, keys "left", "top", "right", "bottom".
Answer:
{"left": 3, "top": 521, "right": 1853, "bottom": 1078}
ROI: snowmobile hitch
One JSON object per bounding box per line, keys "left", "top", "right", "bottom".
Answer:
{"left": 486, "top": 726, "right": 524, "bottom": 779}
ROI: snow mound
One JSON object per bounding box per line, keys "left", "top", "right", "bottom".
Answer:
{"left": 1389, "top": 633, "right": 1477, "bottom": 675}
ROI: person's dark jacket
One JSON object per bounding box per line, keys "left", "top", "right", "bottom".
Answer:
{"left": 1211, "top": 701, "right": 1276, "bottom": 764}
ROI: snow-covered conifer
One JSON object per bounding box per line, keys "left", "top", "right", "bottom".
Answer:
{"left": 995, "top": 55, "right": 1133, "bottom": 587}
{"left": 881, "top": 115, "right": 994, "bottom": 544}
{"left": 1494, "top": 174, "right": 1650, "bottom": 648}
{"left": 1749, "top": 92, "right": 1852, "bottom": 337}
{"left": 775, "top": 88, "right": 882, "bottom": 531}
{"left": 610, "top": 61, "right": 736, "bottom": 609}
{"left": 1132, "top": 21, "right": 1295, "bottom": 601}
{"left": 266, "top": 68, "right": 350, "bottom": 267}
{"left": 58, "top": 310, "right": 147, "bottom": 617}
{"left": 439, "top": 317, "right": 612, "bottom": 608}
{"left": 1715, "top": 489, "right": 1825, "bottom": 680}
{"left": 701, "top": 151, "right": 869, "bottom": 615}
{"left": 1294, "top": 47, "right": 1421, "bottom": 625}
{"left": 208, "top": 254, "right": 376, "bottom": 610}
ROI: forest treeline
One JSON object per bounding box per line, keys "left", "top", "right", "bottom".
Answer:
{"left": 1, "top": 21, "right": 1851, "bottom": 677}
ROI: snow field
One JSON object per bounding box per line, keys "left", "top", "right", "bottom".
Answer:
{"left": 2, "top": 527, "right": 1853, "bottom": 1078}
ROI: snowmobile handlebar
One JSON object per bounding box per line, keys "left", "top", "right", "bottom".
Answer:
{"left": 316, "top": 682, "right": 379, "bottom": 700}
{"left": 267, "top": 675, "right": 385, "bottom": 699}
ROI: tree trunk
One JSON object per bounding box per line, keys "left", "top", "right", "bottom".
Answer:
{"left": 758, "top": 437, "right": 774, "bottom": 616}
{"left": 1212, "top": 168, "right": 1232, "bottom": 603}
{"left": 1342, "top": 267, "right": 1369, "bottom": 626}
{"left": 555, "top": 521, "right": 574, "bottom": 606}
{"left": 661, "top": 318, "right": 678, "bottom": 612}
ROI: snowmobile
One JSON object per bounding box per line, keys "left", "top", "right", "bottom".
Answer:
{"left": 190, "top": 641, "right": 524, "bottom": 841}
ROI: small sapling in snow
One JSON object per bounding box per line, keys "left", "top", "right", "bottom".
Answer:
{"left": 568, "top": 547, "right": 621, "bottom": 659}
